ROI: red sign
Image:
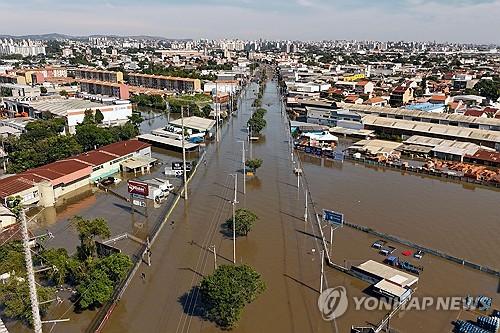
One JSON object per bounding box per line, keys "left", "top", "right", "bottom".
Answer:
{"left": 128, "top": 180, "right": 149, "bottom": 196}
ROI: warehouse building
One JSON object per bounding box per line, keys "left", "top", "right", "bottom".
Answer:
{"left": 4, "top": 98, "right": 132, "bottom": 134}
{"left": 352, "top": 260, "right": 418, "bottom": 302}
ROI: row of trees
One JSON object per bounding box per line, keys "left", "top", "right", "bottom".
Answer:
{"left": 190, "top": 69, "right": 268, "bottom": 330}
{"left": 0, "top": 217, "right": 132, "bottom": 326}
{"left": 247, "top": 108, "right": 267, "bottom": 136}
{"left": 130, "top": 94, "right": 166, "bottom": 109}
{"left": 4, "top": 111, "right": 143, "bottom": 173}
{"left": 142, "top": 62, "right": 216, "bottom": 81}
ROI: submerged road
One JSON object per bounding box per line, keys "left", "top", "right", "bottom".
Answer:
{"left": 103, "top": 78, "right": 338, "bottom": 332}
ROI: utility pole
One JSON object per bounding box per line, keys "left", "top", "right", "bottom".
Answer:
{"left": 320, "top": 249, "right": 325, "bottom": 294}
{"left": 210, "top": 245, "right": 217, "bottom": 271}
{"left": 215, "top": 81, "right": 219, "bottom": 143}
{"left": 230, "top": 174, "right": 238, "bottom": 264}
{"left": 247, "top": 125, "right": 253, "bottom": 160}
{"left": 304, "top": 190, "right": 308, "bottom": 222}
{"left": 181, "top": 106, "right": 188, "bottom": 200}
{"left": 330, "top": 226, "right": 334, "bottom": 255}
{"left": 20, "top": 210, "right": 43, "bottom": 333}
{"left": 237, "top": 140, "right": 246, "bottom": 194}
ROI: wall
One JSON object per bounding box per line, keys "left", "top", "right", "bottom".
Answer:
{"left": 52, "top": 176, "right": 91, "bottom": 199}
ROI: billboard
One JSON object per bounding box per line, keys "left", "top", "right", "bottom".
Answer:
{"left": 323, "top": 209, "right": 344, "bottom": 226}
{"left": 96, "top": 241, "right": 121, "bottom": 257}
{"left": 128, "top": 180, "right": 149, "bottom": 196}
{"left": 172, "top": 161, "right": 192, "bottom": 171}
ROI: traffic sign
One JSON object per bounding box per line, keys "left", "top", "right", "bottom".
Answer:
{"left": 323, "top": 209, "right": 344, "bottom": 226}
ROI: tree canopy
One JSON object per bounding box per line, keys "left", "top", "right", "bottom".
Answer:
{"left": 73, "top": 216, "right": 111, "bottom": 260}
{"left": 200, "top": 264, "right": 266, "bottom": 329}
{"left": 245, "top": 158, "right": 263, "bottom": 173}
{"left": 225, "top": 208, "right": 259, "bottom": 237}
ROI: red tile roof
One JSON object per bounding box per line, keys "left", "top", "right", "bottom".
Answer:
{"left": 72, "top": 151, "right": 116, "bottom": 166}
{"left": 99, "top": 140, "right": 150, "bottom": 157}
{"left": 0, "top": 140, "right": 151, "bottom": 199}
{"left": 345, "top": 95, "right": 360, "bottom": 102}
{"left": 430, "top": 95, "right": 447, "bottom": 101}
{"left": 364, "top": 97, "right": 385, "bottom": 105}
{"left": 464, "top": 109, "right": 485, "bottom": 117}
{"left": 0, "top": 174, "right": 44, "bottom": 198}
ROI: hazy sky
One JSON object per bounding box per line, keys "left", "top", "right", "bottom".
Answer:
{"left": 0, "top": 0, "right": 499, "bottom": 43}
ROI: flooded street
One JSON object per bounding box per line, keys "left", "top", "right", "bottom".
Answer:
{"left": 31, "top": 78, "right": 498, "bottom": 333}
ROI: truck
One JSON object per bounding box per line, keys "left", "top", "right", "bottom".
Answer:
{"left": 143, "top": 178, "right": 175, "bottom": 201}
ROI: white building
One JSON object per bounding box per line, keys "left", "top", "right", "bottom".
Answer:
{"left": 0, "top": 39, "right": 46, "bottom": 57}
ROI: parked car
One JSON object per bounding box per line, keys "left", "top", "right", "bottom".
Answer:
{"left": 414, "top": 250, "right": 424, "bottom": 259}
{"left": 100, "top": 177, "right": 115, "bottom": 186}
{"left": 380, "top": 245, "right": 396, "bottom": 256}
{"left": 372, "top": 240, "right": 387, "bottom": 249}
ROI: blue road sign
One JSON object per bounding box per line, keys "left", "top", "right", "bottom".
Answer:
{"left": 323, "top": 209, "right": 344, "bottom": 226}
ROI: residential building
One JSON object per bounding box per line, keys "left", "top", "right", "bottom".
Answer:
{"left": 355, "top": 81, "right": 375, "bottom": 95}
{"left": 128, "top": 73, "right": 201, "bottom": 93}
{"left": 78, "top": 79, "right": 130, "bottom": 100}
{"left": 69, "top": 68, "right": 124, "bottom": 83}
{"left": 389, "top": 84, "right": 414, "bottom": 107}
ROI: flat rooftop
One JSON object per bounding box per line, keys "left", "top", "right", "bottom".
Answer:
{"left": 27, "top": 98, "right": 104, "bottom": 117}
{"left": 137, "top": 134, "right": 198, "bottom": 150}
{"left": 362, "top": 115, "right": 500, "bottom": 144}
{"left": 355, "top": 260, "right": 418, "bottom": 288}
{"left": 169, "top": 116, "right": 216, "bottom": 132}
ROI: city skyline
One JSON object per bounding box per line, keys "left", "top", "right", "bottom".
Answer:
{"left": 0, "top": 0, "right": 499, "bottom": 44}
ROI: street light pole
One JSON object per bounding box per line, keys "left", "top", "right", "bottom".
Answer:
{"left": 237, "top": 140, "right": 246, "bottom": 194}
{"left": 320, "top": 249, "right": 325, "bottom": 294}
{"left": 247, "top": 125, "right": 253, "bottom": 160}
{"left": 230, "top": 173, "right": 238, "bottom": 264}
{"left": 181, "top": 106, "right": 188, "bottom": 200}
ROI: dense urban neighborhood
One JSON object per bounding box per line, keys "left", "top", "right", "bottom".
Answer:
{"left": 0, "top": 11, "right": 499, "bottom": 333}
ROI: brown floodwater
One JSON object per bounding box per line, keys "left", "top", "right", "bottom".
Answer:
{"left": 101, "top": 78, "right": 499, "bottom": 333}
{"left": 22, "top": 77, "right": 498, "bottom": 333}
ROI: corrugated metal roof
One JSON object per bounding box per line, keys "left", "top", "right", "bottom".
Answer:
{"left": 363, "top": 115, "right": 500, "bottom": 144}
{"left": 339, "top": 102, "right": 500, "bottom": 127}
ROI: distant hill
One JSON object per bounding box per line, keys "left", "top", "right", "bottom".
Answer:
{"left": 0, "top": 33, "right": 189, "bottom": 41}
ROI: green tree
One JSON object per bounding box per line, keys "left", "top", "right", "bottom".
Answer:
{"left": 73, "top": 216, "right": 111, "bottom": 260}
{"left": 0, "top": 241, "right": 25, "bottom": 275}
{"left": 128, "top": 112, "right": 144, "bottom": 129}
{"left": 225, "top": 208, "right": 259, "bottom": 237}
{"left": 202, "top": 104, "right": 213, "bottom": 118}
{"left": 200, "top": 264, "right": 266, "bottom": 329}
{"left": 247, "top": 116, "right": 266, "bottom": 135}
{"left": 94, "top": 253, "right": 132, "bottom": 283}
{"left": 95, "top": 109, "right": 104, "bottom": 124}
{"left": 245, "top": 158, "right": 263, "bottom": 173}
{"left": 41, "top": 248, "right": 71, "bottom": 285}
{"left": 0, "top": 281, "right": 55, "bottom": 326}
{"left": 75, "top": 123, "right": 115, "bottom": 151}
{"left": 473, "top": 79, "right": 499, "bottom": 101}
{"left": 59, "top": 90, "right": 68, "bottom": 97}
{"left": 76, "top": 267, "right": 114, "bottom": 309}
